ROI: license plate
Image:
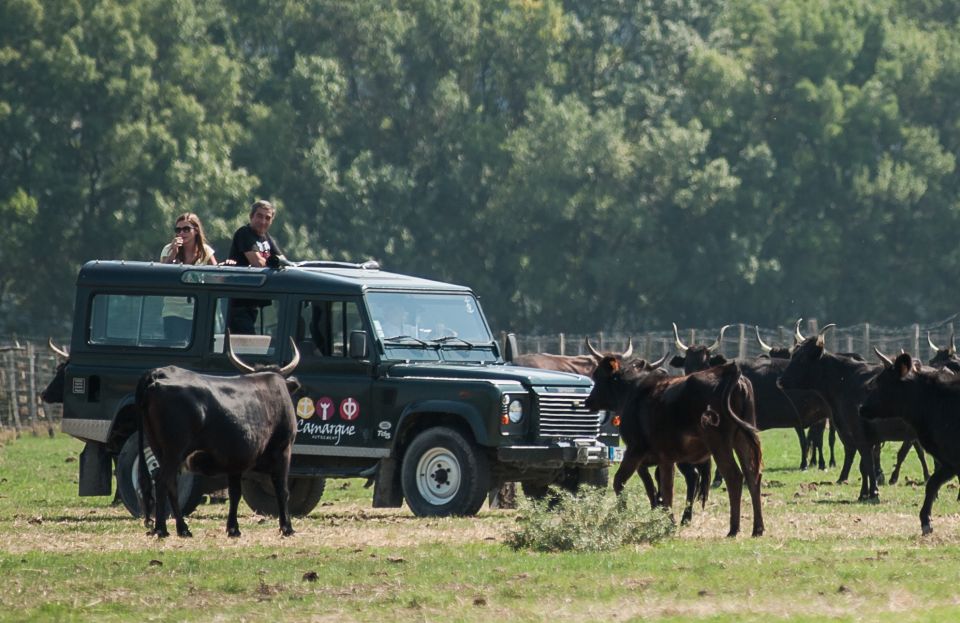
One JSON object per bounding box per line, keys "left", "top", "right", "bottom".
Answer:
{"left": 608, "top": 446, "right": 624, "bottom": 462}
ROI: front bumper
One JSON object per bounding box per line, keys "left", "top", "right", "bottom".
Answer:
{"left": 496, "top": 438, "right": 619, "bottom": 469}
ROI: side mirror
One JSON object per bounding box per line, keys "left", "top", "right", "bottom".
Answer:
{"left": 349, "top": 330, "right": 369, "bottom": 359}
{"left": 504, "top": 333, "right": 519, "bottom": 362}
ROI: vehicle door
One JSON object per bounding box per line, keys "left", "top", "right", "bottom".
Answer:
{"left": 287, "top": 297, "right": 379, "bottom": 458}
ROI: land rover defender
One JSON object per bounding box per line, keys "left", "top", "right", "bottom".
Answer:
{"left": 57, "top": 260, "right": 619, "bottom": 518}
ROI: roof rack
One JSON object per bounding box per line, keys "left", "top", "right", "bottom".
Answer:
{"left": 293, "top": 260, "right": 381, "bottom": 270}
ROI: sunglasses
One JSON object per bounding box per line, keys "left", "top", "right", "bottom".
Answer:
{"left": 174, "top": 226, "right": 194, "bottom": 234}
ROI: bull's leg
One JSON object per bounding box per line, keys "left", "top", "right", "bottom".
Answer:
{"left": 226, "top": 474, "right": 242, "bottom": 538}
{"left": 733, "top": 436, "right": 764, "bottom": 537}
{"left": 808, "top": 422, "right": 826, "bottom": 470}
{"left": 637, "top": 466, "right": 660, "bottom": 508}
{"left": 612, "top": 448, "right": 643, "bottom": 495}
{"left": 152, "top": 471, "right": 169, "bottom": 538}
{"left": 828, "top": 422, "right": 837, "bottom": 468}
{"left": 695, "top": 461, "right": 711, "bottom": 509}
{"left": 874, "top": 444, "right": 886, "bottom": 486}
{"left": 795, "top": 426, "right": 808, "bottom": 470}
{"left": 676, "top": 463, "right": 700, "bottom": 525}
{"left": 920, "top": 464, "right": 956, "bottom": 535}
{"left": 159, "top": 463, "right": 190, "bottom": 538}
{"left": 707, "top": 443, "right": 743, "bottom": 538}
{"left": 857, "top": 445, "right": 879, "bottom": 502}
{"left": 270, "top": 467, "right": 294, "bottom": 537}
{"left": 890, "top": 441, "right": 912, "bottom": 485}
{"left": 838, "top": 440, "right": 856, "bottom": 483}
{"left": 657, "top": 462, "right": 676, "bottom": 519}
{"left": 914, "top": 443, "right": 930, "bottom": 482}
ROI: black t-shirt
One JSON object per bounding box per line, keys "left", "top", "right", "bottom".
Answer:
{"left": 228, "top": 224, "right": 283, "bottom": 267}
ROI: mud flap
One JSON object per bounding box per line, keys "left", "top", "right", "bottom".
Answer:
{"left": 78, "top": 442, "right": 112, "bottom": 496}
{"left": 372, "top": 457, "right": 403, "bottom": 507}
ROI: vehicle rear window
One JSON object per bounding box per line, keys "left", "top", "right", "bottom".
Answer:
{"left": 88, "top": 294, "right": 194, "bottom": 349}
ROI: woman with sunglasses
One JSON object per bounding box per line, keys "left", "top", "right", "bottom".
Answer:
{"left": 160, "top": 213, "right": 217, "bottom": 265}
{"left": 159, "top": 213, "right": 216, "bottom": 344}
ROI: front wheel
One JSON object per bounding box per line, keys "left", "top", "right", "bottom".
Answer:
{"left": 115, "top": 434, "right": 203, "bottom": 519}
{"left": 241, "top": 476, "right": 326, "bottom": 517}
{"left": 401, "top": 427, "right": 490, "bottom": 517}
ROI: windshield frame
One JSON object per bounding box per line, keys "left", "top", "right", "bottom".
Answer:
{"left": 365, "top": 289, "right": 498, "bottom": 363}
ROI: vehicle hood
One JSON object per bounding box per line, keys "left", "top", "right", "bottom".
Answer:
{"left": 383, "top": 362, "right": 592, "bottom": 387}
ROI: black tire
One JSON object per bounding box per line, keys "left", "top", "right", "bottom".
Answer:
{"left": 116, "top": 434, "right": 203, "bottom": 519}
{"left": 241, "top": 476, "right": 326, "bottom": 517}
{"left": 401, "top": 427, "right": 490, "bottom": 517}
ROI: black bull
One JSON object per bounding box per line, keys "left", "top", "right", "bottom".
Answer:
{"left": 670, "top": 324, "right": 831, "bottom": 477}
{"left": 860, "top": 352, "right": 960, "bottom": 535}
{"left": 586, "top": 359, "right": 764, "bottom": 538}
{"left": 136, "top": 337, "right": 301, "bottom": 538}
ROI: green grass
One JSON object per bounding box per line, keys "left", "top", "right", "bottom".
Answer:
{"left": 1, "top": 430, "right": 960, "bottom": 621}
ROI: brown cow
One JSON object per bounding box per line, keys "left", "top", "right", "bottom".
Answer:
{"left": 586, "top": 359, "right": 764, "bottom": 537}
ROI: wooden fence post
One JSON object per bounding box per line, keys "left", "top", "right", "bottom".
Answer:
{"left": 27, "top": 342, "right": 38, "bottom": 435}
{"left": 559, "top": 333, "right": 565, "bottom": 356}
{"left": 5, "top": 352, "right": 22, "bottom": 437}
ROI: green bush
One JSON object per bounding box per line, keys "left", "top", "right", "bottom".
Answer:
{"left": 505, "top": 486, "right": 675, "bottom": 552}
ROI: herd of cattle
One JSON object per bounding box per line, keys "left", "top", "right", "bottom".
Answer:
{"left": 513, "top": 320, "right": 960, "bottom": 538}
{"left": 41, "top": 320, "right": 960, "bottom": 540}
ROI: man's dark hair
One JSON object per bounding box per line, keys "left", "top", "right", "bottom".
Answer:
{"left": 249, "top": 200, "right": 275, "bottom": 218}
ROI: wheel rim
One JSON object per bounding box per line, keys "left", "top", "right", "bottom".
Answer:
{"left": 415, "top": 447, "right": 461, "bottom": 506}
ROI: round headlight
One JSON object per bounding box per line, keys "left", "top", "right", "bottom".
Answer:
{"left": 507, "top": 399, "right": 524, "bottom": 423}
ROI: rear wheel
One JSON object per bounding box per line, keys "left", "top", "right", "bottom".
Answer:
{"left": 116, "top": 434, "right": 203, "bottom": 519}
{"left": 241, "top": 475, "right": 326, "bottom": 517}
{"left": 401, "top": 427, "right": 489, "bottom": 517}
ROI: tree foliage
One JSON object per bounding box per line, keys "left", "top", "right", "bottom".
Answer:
{"left": 2, "top": 0, "right": 958, "bottom": 336}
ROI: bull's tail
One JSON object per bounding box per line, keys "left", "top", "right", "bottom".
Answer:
{"left": 135, "top": 372, "right": 156, "bottom": 528}
{"left": 719, "top": 364, "right": 763, "bottom": 479}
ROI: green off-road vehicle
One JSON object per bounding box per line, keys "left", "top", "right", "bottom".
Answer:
{"left": 55, "top": 259, "right": 619, "bottom": 518}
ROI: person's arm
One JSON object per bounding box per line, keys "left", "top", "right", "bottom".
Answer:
{"left": 244, "top": 250, "right": 267, "bottom": 267}
{"left": 160, "top": 243, "right": 177, "bottom": 264}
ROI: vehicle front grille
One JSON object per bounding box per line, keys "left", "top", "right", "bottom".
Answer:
{"left": 537, "top": 393, "right": 603, "bottom": 438}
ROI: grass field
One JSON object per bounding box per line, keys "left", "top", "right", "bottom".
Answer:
{"left": 2, "top": 430, "right": 960, "bottom": 622}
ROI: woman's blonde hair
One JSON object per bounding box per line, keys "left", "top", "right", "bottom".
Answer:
{"left": 174, "top": 212, "right": 214, "bottom": 265}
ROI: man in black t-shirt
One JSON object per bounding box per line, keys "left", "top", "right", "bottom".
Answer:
{"left": 227, "top": 200, "right": 288, "bottom": 334}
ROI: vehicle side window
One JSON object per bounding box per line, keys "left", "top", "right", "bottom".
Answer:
{"left": 88, "top": 294, "right": 193, "bottom": 348}
{"left": 212, "top": 296, "right": 280, "bottom": 356}
{"left": 297, "top": 300, "right": 363, "bottom": 359}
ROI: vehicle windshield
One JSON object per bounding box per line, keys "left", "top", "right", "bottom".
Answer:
{"left": 366, "top": 291, "right": 497, "bottom": 362}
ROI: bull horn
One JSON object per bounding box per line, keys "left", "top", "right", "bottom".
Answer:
{"left": 225, "top": 331, "right": 256, "bottom": 373}
{"left": 585, "top": 337, "right": 604, "bottom": 360}
{"left": 795, "top": 318, "right": 804, "bottom": 344}
{"left": 819, "top": 323, "right": 836, "bottom": 337}
{"left": 649, "top": 351, "right": 669, "bottom": 369}
{"left": 755, "top": 326, "right": 772, "bottom": 354}
{"left": 951, "top": 328, "right": 956, "bottom": 355}
{"left": 928, "top": 331, "right": 939, "bottom": 352}
{"left": 873, "top": 346, "right": 894, "bottom": 367}
{"left": 47, "top": 338, "right": 69, "bottom": 359}
{"left": 707, "top": 325, "right": 730, "bottom": 353}
{"left": 621, "top": 337, "right": 634, "bottom": 359}
{"left": 278, "top": 338, "right": 301, "bottom": 376}
{"left": 672, "top": 323, "right": 689, "bottom": 354}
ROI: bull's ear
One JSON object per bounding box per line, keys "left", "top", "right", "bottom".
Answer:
{"left": 709, "top": 354, "right": 728, "bottom": 366}
{"left": 669, "top": 355, "right": 685, "bottom": 368}
{"left": 894, "top": 353, "right": 913, "bottom": 379}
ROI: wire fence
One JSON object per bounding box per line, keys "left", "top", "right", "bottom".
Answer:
{"left": 0, "top": 339, "right": 61, "bottom": 438}
{"left": 3, "top": 317, "right": 957, "bottom": 434}
{"left": 504, "top": 317, "right": 960, "bottom": 368}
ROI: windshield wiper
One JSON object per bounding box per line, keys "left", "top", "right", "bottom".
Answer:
{"left": 383, "top": 335, "right": 430, "bottom": 347}
{"left": 432, "top": 336, "right": 476, "bottom": 348}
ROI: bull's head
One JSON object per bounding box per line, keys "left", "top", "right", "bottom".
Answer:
{"left": 226, "top": 332, "right": 301, "bottom": 392}
{"left": 585, "top": 337, "right": 633, "bottom": 362}
{"left": 755, "top": 326, "right": 792, "bottom": 359}
{"left": 41, "top": 338, "right": 70, "bottom": 404}
{"left": 779, "top": 321, "right": 835, "bottom": 391}
{"left": 669, "top": 323, "right": 729, "bottom": 373}
{"left": 927, "top": 330, "right": 960, "bottom": 372}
